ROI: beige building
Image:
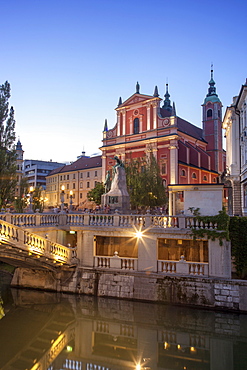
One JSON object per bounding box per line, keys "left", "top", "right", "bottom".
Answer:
{"left": 45, "top": 154, "right": 102, "bottom": 209}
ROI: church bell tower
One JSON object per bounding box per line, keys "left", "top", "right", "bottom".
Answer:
{"left": 202, "top": 67, "right": 224, "bottom": 174}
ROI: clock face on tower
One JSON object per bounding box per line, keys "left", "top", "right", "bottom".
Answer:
{"left": 162, "top": 118, "right": 170, "bottom": 127}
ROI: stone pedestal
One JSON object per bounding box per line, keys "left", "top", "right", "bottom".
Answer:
{"left": 102, "top": 166, "right": 130, "bottom": 213}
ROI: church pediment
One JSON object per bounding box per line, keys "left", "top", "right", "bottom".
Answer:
{"left": 117, "top": 93, "right": 160, "bottom": 109}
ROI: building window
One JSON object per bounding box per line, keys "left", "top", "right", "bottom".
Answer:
{"left": 73, "top": 174, "right": 75, "bottom": 179}
{"left": 64, "top": 175, "right": 66, "bottom": 180}
{"left": 181, "top": 169, "right": 186, "bottom": 177}
{"left": 213, "top": 177, "right": 217, "bottom": 182}
{"left": 73, "top": 183, "right": 76, "bottom": 189}
{"left": 80, "top": 182, "right": 83, "bottom": 188}
{"left": 87, "top": 182, "right": 90, "bottom": 188}
{"left": 80, "top": 193, "right": 82, "bottom": 199}
{"left": 67, "top": 184, "right": 69, "bottom": 189}
{"left": 95, "top": 170, "right": 97, "bottom": 177}
{"left": 87, "top": 172, "right": 90, "bottom": 177}
{"left": 133, "top": 118, "right": 139, "bottom": 134}
{"left": 192, "top": 172, "right": 197, "bottom": 179}
{"left": 163, "top": 179, "right": 166, "bottom": 187}
{"left": 207, "top": 109, "right": 212, "bottom": 118}
{"left": 80, "top": 173, "right": 83, "bottom": 178}
{"left": 67, "top": 175, "right": 69, "bottom": 180}
{"left": 95, "top": 181, "right": 98, "bottom": 187}
{"left": 161, "top": 163, "right": 166, "bottom": 175}
{"left": 203, "top": 175, "right": 208, "bottom": 181}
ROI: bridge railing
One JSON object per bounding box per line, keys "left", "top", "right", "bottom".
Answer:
{"left": 0, "top": 220, "right": 75, "bottom": 265}
{"left": 0, "top": 212, "right": 220, "bottom": 231}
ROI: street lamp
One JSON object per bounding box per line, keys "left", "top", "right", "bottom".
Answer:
{"left": 29, "top": 186, "right": 34, "bottom": 213}
{"left": 60, "top": 185, "right": 65, "bottom": 213}
{"left": 69, "top": 190, "right": 73, "bottom": 212}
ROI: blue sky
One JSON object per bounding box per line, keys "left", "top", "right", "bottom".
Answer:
{"left": 1, "top": 0, "right": 247, "bottom": 163}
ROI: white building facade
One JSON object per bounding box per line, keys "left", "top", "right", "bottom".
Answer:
{"left": 223, "top": 79, "right": 247, "bottom": 215}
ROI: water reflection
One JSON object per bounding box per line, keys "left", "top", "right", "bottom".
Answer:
{"left": 0, "top": 284, "right": 247, "bottom": 370}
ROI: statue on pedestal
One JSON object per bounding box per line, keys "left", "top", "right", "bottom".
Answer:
{"left": 101, "top": 156, "right": 130, "bottom": 213}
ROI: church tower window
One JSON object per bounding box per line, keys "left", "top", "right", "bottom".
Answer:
{"left": 207, "top": 109, "right": 212, "bottom": 118}
{"left": 133, "top": 118, "right": 139, "bottom": 134}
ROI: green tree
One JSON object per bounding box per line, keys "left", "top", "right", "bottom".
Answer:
{"left": 125, "top": 153, "right": 167, "bottom": 210}
{"left": 14, "top": 177, "right": 29, "bottom": 212}
{"left": 32, "top": 186, "right": 44, "bottom": 212}
{"left": 0, "top": 81, "right": 17, "bottom": 208}
{"left": 87, "top": 182, "right": 105, "bottom": 205}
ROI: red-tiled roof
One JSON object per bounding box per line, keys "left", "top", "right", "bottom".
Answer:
{"left": 177, "top": 117, "right": 205, "bottom": 142}
{"left": 48, "top": 155, "right": 102, "bottom": 176}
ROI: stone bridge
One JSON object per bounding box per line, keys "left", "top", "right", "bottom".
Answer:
{"left": 0, "top": 219, "right": 77, "bottom": 271}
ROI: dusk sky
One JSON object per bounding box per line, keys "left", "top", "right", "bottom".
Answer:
{"left": 1, "top": 0, "right": 247, "bottom": 163}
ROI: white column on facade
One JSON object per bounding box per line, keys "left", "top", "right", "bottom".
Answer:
{"left": 168, "top": 190, "right": 173, "bottom": 215}
{"left": 140, "top": 116, "right": 143, "bottom": 133}
{"left": 130, "top": 118, "right": 133, "bottom": 134}
{"left": 147, "top": 104, "right": 151, "bottom": 130}
{"left": 153, "top": 103, "right": 157, "bottom": 129}
{"left": 169, "top": 143, "right": 178, "bottom": 184}
{"left": 117, "top": 112, "right": 120, "bottom": 136}
{"left": 122, "top": 109, "right": 126, "bottom": 136}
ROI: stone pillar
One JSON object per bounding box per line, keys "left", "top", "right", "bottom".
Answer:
{"left": 138, "top": 235, "right": 157, "bottom": 272}
{"left": 168, "top": 190, "right": 173, "bottom": 216}
{"left": 76, "top": 231, "right": 84, "bottom": 267}
{"left": 208, "top": 239, "right": 231, "bottom": 279}
{"left": 81, "top": 231, "right": 95, "bottom": 267}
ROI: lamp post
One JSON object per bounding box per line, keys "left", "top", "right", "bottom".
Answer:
{"left": 60, "top": 185, "right": 65, "bottom": 213}
{"left": 29, "top": 186, "right": 34, "bottom": 213}
{"left": 69, "top": 190, "right": 73, "bottom": 212}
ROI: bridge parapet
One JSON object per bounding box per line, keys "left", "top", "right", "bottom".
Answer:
{"left": 0, "top": 220, "right": 76, "bottom": 266}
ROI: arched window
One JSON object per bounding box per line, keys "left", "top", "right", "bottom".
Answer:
{"left": 181, "top": 169, "right": 186, "bottom": 177}
{"left": 192, "top": 172, "right": 197, "bottom": 179}
{"left": 207, "top": 109, "right": 212, "bottom": 118}
{"left": 203, "top": 175, "right": 207, "bottom": 181}
{"left": 133, "top": 118, "right": 139, "bottom": 134}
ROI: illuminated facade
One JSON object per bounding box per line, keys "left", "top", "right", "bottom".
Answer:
{"left": 223, "top": 79, "right": 247, "bottom": 215}
{"left": 46, "top": 155, "right": 102, "bottom": 209}
{"left": 100, "top": 77, "right": 224, "bottom": 191}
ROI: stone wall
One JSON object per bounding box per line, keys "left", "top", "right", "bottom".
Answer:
{"left": 11, "top": 267, "right": 247, "bottom": 312}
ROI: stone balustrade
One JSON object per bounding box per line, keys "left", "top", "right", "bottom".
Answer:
{"left": 0, "top": 219, "right": 74, "bottom": 264}
{"left": 94, "top": 256, "right": 137, "bottom": 270}
{"left": 157, "top": 259, "right": 209, "bottom": 276}
{"left": 0, "top": 212, "right": 220, "bottom": 230}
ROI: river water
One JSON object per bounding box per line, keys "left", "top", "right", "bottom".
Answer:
{"left": 1, "top": 272, "right": 247, "bottom": 370}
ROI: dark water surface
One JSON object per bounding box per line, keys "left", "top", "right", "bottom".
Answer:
{"left": 1, "top": 272, "right": 247, "bottom": 370}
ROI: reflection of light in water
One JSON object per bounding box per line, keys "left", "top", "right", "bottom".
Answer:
{"left": 0, "top": 299, "right": 5, "bottom": 320}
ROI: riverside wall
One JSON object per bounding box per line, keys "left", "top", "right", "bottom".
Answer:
{"left": 11, "top": 267, "right": 247, "bottom": 312}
